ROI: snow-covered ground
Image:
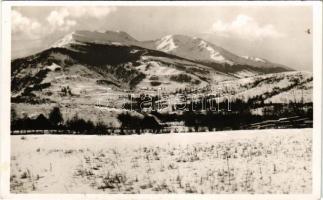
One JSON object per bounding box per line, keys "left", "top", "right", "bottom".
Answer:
{"left": 11, "top": 128, "right": 312, "bottom": 194}
{"left": 213, "top": 71, "right": 313, "bottom": 103}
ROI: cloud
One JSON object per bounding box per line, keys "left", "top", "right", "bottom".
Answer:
{"left": 212, "top": 14, "right": 285, "bottom": 40}
{"left": 12, "top": 7, "right": 117, "bottom": 39}
{"left": 46, "top": 9, "right": 76, "bottom": 32}
{"left": 11, "top": 10, "right": 41, "bottom": 38}
{"left": 46, "top": 6, "right": 116, "bottom": 32}
{"left": 66, "top": 6, "right": 117, "bottom": 18}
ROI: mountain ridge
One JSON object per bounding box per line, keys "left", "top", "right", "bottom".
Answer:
{"left": 11, "top": 29, "right": 304, "bottom": 103}
{"left": 49, "top": 30, "right": 293, "bottom": 74}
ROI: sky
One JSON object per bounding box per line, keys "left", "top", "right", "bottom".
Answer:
{"left": 11, "top": 6, "right": 313, "bottom": 71}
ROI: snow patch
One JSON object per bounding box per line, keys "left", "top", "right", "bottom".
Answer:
{"left": 130, "top": 49, "right": 140, "bottom": 54}
{"left": 52, "top": 33, "right": 76, "bottom": 47}
{"left": 199, "top": 41, "right": 232, "bottom": 64}
{"left": 156, "top": 35, "right": 178, "bottom": 52}
{"left": 234, "top": 70, "right": 257, "bottom": 78}
{"left": 46, "top": 63, "right": 61, "bottom": 71}
{"left": 111, "top": 42, "right": 123, "bottom": 46}
{"left": 241, "top": 56, "right": 266, "bottom": 63}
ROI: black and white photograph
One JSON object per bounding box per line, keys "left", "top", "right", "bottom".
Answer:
{"left": 0, "top": 1, "right": 322, "bottom": 198}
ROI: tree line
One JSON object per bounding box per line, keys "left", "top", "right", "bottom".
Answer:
{"left": 11, "top": 107, "right": 109, "bottom": 135}
{"left": 11, "top": 100, "right": 313, "bottom": 135}
{"left": 11, "top": 107, "right": 164, "bottom": 135}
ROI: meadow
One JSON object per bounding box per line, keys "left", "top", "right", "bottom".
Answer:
{"left": 10, "top": 128, "right": 312, "bottom": 194}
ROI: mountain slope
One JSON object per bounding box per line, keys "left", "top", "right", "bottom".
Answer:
{"left": 215, "top": 71, "right": 313, "bottom": 104}
{"left": 12, "top": 39, "right": 239, "bottom": 105}
{"left": 11, "top": 30, "right": 306, "bottom": 105}
{"left": 141, "top": 34, "right": 293, "bottom": 75}
{"left": 51, "top": 31, "right": 293, "bottom": 78}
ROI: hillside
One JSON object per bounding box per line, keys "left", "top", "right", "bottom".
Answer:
{"left": 143, "top": 34, "right": 291, "bottom": 70}
{"left": 11, "top": 40, "right": 238, "bottom": 105}
{"left": 11, "top": 30, "right": 312, "bottom": 130}
{"left": 214, "top": 71, "right": 313, "bottom": 104}
{"left": 50, "top": 31, "right": 293, "bottom": 77}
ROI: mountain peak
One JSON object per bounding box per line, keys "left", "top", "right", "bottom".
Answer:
{"left": 150, "top": 34, "right": 291, "bottom": 71}
{"left": 51, "top": 30, "right": 138, "bottom": 48}
{"left": 52, "top": 31, "right": 78, "bottom": 48}
{"left": 50, "top": 30, "right": 292, "bottom": 74}
{"left": 153, "top": 34, "right": 234, "bottom": 64}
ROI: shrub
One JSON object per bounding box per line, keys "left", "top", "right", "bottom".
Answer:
{"left": 170, "top": 74, "right": 192, "bottom": 83}
{"left": 95, "top": 120, "right": 108, "bottom": 135}
{"left": 193, "top": 79, "right": 201, "bottom": 85}
{"left": 149, "top": 76, "right": 159, "bottom": 81}
{"left": 49, "top": 107, "right": 63, "bottom": 126}
{"left": 61, "top": 86, "right": 72, "bottom": 96}
{"left": 150, "top": 81, "right": 162, "bottom": 86}
{"left": 66, "top": 115, "right": 97, "bottom": 134}
{"left": 129, "top": 73, "right": 146, "bottom": 89}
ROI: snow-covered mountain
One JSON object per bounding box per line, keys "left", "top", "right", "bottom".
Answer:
{"left": 52, "top": 30, "right": 137, "bottom": 48}
{"left": 12, "top": 30, "right": 305, "bottom": 101}
{"left": 11, "top": 30, "right": 312, "bottom": 125}
{"left": 143, "top": 34, "right": 236, "bottom": 65}
{"left": 141, "top": 34, "right": 292, "bottom": 73}
{"left": 49, "top": 30, "right": 292, "bottom": 77}
{"left": 12, "top": 36, "right": 237, "bottom": 104}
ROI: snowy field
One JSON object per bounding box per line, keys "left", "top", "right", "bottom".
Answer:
{"left": 10, "top": 129, "right": 312, "bottom": 194}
